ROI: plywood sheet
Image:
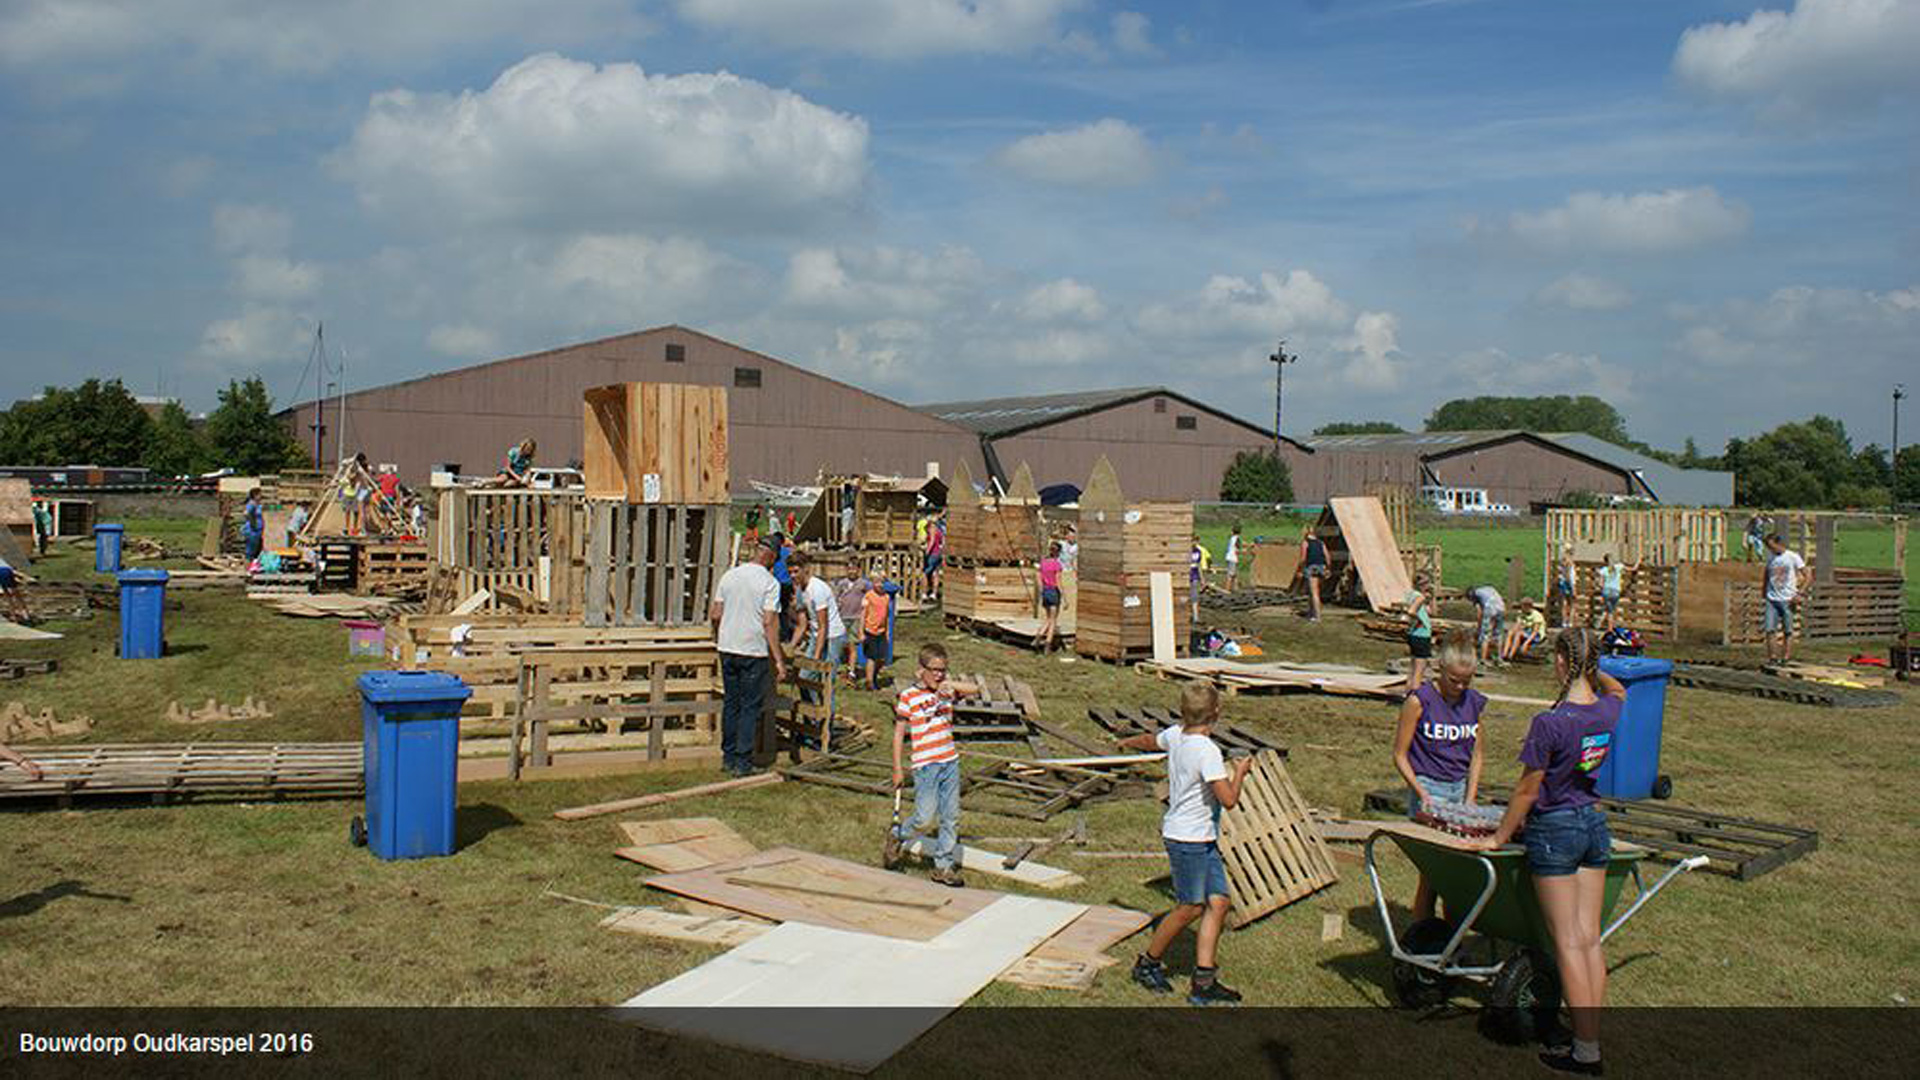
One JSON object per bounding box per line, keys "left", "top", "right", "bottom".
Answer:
{"left": 642, "top": 847, "right": 996, "bottom": 940}
{"left": 904, "top": 839, "right": 1084, "bottom": 890}
{"left": 600, "top": 906, "right": 772, "bottom": 947}
{"left": 1328, "top": 496, "right": 1412, "bottom": 613}
{"left": 617, "top": 895, "right": 1086, "bottom": 1073}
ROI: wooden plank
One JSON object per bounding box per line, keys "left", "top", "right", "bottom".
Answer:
{"left": 552, "top": 772, "right": 780, "bottom": 820}
{"left": 1327, "top": 496, "right": 1411, "bottom": 613}
{"left": 600, "top": 906, "right": 772, "bottom": 948}
{"left": 1149, "top": 570, "right": 1176, "bottom": 664}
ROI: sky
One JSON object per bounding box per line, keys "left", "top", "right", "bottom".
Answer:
{"left": 0, "top": 0, "right": 1915, "bottom": 453}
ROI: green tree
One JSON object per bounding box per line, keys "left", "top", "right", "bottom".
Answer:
{"left": 1893, "top": 444, "right": 1920, "bottom": 505}
{"left": 1219, "top": 450, "right": 1294, "bottom": 504}
{"left": 1723, "top": 415, "right": 1858, "bottom": 508}
{"left": 0, "top": 378, "right": 153, "bottom": 466}
{"left": 1312, "top": 420, "right": 1406, "bottom": 436}
{"left": 202, "top": 377, "right": 306, "bottom": 474}
{"left": 1424, "top": 395, "right": 1633, "bottom": 445}
{"left": 145, "top": 400, "right": 208, "bottom": 477}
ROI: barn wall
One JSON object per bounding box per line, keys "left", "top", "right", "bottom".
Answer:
{"left": 283, "top": 328, "right": 985, "bottom": 491}
{"left": 983, "top": 394, "right": 1306, "bottom": 502}
{"left": 1424, "top": 442, "right": 1630, "bottom": 506}
{"left": 1291, "top": 449, "right": 1426, "bottom": 504}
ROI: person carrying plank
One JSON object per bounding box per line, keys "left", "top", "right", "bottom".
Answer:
{"left": 1120, "top": 681, "right": 1256, "bottom": 1006}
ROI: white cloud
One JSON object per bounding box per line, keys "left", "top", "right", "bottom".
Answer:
{"left": 1536, "top": 273, "right": 1633, "bottom": 311}
{"left": 814, "top": 319, "right": 933, "bottom": 381}
{"left": 1673, "top": 0, "right": 1920, "bottom": 119}
{"left": 1448, "top": 348, "right": 1635, "bottom": 402}
{"left": 672, "top": 0, "right": 1088, "bottom": 59}
{"left": 1672, "top": 283, "right": 1920, "bottom": 368}
{"left": 332, "top": 53, "right": 870, "bottom": 235}
{"left": 212, "top": 204, "right": 292, "bottom": 255}
{"left": 1339, "top": 311, "right": 1404, "bottom": 390}
{"left": 1014, "top": 278, "right": 1105, "bottom": 323}
{"left": 1111, "top": 11, "right": 1156, "bottom": 55}
{"left": 1491, "top": 187, "right": 1750, "bottom": 254}
{"left": 233, "top": 255, "right": 320, "bottom": 302}
{"left": 194, "top": 305, "right": 312, "bottom": 369}
{"left": 1136, "top": 270, "right": 1352, "bottom": 341}
{"left": 427, "top": 324, "right": 501, "bottom": 360}
{"left": 0, "top": 0, "right": 648, "bottom": 76}
{"left": 994, "top": 119, "right": 1157, "bottom": 189}
{"left": 1007, "top": 328, "right": 1111, "bottom": 366}
{"left": 783, "top": 245, "right": 985, "bottom": 318}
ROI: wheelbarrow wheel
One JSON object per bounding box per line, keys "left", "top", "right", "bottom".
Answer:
{"left": 1652, "top": 775, "right": 1673, "bottom": 800}
{"left": 1482, "top": 948, "right": 1564, "bottom": 1045}
{"left": 349, "top": 816, "right": 367, "bottom": 847}
{"left": 1391, "top": 917, "right": 1457, "bottom": 1008}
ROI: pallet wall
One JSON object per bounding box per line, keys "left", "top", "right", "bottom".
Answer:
{"left": 1076, "top": 459, "right": 1192, "bottom": 662}
{"left": 435, "top": 488, "right": 586, "bottom": 612}
{"left": 583, "top": 381, "right": 729, "bottom": 504}
{"left": 1545, "top": 508, "right": 1726, "bottom": 567}
{"left": 582, "top": 502, "right": 729, "bottom": 626}
{"left": 1722, "top": 570, "right": 1904, "bottom": 644}
{"left": 1571, "top": 561, "right": 1679, "bottom": 641}
{"left": 944, "top": 565, "right": 1038, "bottom": 623}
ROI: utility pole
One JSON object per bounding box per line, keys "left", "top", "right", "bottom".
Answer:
{"left": 1895, "top": 383, "right": 1907, "bottom": 515}
{"left": 1268, "top": 340, "right": 1297, "bottom": 458}
{"left": 310, "top": 323, "right": 326, "bottom": 466}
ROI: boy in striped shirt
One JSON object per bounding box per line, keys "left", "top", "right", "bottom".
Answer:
{"left": 884, "top": 643, "right": 979, "bottom": 886}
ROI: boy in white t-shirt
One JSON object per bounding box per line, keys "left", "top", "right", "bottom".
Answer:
{"left": 1118, "top": 682, "right": 1256, "bottom": 1005}
{"left": 1762, "top": 533, "right": 1809, "bottom": 662}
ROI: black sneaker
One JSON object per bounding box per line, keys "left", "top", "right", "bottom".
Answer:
{"left": 1187, "top": 978, "right": 1243, "bottom": 1006}
{"left": 1130, "top": 956, "right": 1173, "bottom": 994}
{"left": 1537, "top": 1050, "right": 1603, "bottom": 1076}
{"left": 881, "top": 833, "right": 905, "bottom": 871}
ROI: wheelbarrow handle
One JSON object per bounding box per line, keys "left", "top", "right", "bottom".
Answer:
{"left": 1601, "top": 853, "right": 1709, "bottom": 944}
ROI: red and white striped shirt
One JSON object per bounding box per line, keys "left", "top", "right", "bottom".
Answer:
{"left": 895, "top": 684, "right": 960, "bottom": 769}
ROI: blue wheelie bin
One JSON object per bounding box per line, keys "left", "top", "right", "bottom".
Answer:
{"left": 354, "top": 671, "right": 471, "bottom": 860}
{"left": 116, "top": 569, "right": 169, "bottom": 658}
{"left": 1595, "top": 655, "right": 1675, "bottom": 800}
{"left": 94, "top": 523, "right": 124, "bottom": 573}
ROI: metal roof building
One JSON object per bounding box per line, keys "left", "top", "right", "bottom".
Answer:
{"left": 1299, "top": 429, "right": 1733, "bottom": 507}
{"left": 917, "top": 387, "right": 1313, "bottom": 501}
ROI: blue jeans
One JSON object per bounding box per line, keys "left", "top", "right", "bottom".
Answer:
{"left": 243, "top": 532, "right": 263, "bottom": 561}
{"left": 1524, "top": 805, "right": 1611, "bottom": 877}
{"left": 1407, "top": 775, "right": 1467, "bottom": 820}
{"left": 1165, "top": 838, "right": 1230, "bottom": 904}
{"left": 719, "top": 652, "right": 768, "bottom": 772}
{"left": 894, "top": 759, "right": 962, "bottom": 870}
{"left": 1764, "top": 599, "right": 1792, "bottom": 634}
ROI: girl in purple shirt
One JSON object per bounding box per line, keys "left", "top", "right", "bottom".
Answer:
{"left": 1392, "top": 631, "right": 1485, "bottom": 921}
{"left": 1479, "top": 628, "right": 1625, "bottom": 1076}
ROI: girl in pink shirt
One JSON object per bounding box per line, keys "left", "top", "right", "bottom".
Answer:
{"left": 1034, "top": 542, "right": 1065, "bottom": 653}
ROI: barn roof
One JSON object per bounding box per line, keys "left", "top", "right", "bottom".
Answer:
{"left": 915, "top": 386, "right": 1310, "bottom": 450}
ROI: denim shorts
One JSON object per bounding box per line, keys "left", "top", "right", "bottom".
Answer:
{"left": 1602, "top": 589, "right": 1621, "bottom": 613}
{"left": 1305, "top": 564, "right": 1327, "bottom": 578}
{"left": 1407, "top": 775, "right": 1466, "bottom": 820}
{"left": 1524, "top": 805, "right": 1611, "bottom": 877}
{"left": 1406, "top": 633, "right": 1433, "bottom": 659}
{"left": 1164, "top": 838, "right": 1230, "bottom": 904}
{"left": 1763, "top": 600, "right": 1792, "bottom": 633}
{"left": 1040, "top": 586, "right": 1061, "bottom": 610}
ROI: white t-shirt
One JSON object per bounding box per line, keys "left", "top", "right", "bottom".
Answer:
{"left": 1157, "top": 726, "right": 1229, "bottom": 842}
{"left": 1766, "top": 549, "right": 1807, "bottom": 602}
{"left": 1225, "top": 535, "right": 1240, "bottom": 564}
{"left": 1059, "top": 540, "right": 1078, "bottom": 570}
{"left": 802, "top": 575, "right": 846, "bottom": 641}
{"left": 714, "top": 562, "right": 781, "bottom": 656}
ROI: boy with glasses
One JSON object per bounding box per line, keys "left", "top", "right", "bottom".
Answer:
{"left": 884, "top": 643, "right": 979, "bottom": 886}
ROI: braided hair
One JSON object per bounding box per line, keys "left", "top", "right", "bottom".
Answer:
{"left": 1552, "top": 626, "right": 1600, "bottom": 706}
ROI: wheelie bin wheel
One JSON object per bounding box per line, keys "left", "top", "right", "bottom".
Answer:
{"left": 1652, "top": 775, "right": 1673, "bottom": 800}
{"left": 1391, "top": 917, "right": 1457, "bottom": 1008}
{"left": 1482, "top": 948, "right": 1564, "bottom": 1045}
{"left": 349, "top": 816, "right": 367, "bottom": 847}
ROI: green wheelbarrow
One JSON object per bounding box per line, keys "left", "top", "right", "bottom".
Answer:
{"left": 1364, "top": 825, "right": 1706, "bottom": 1042}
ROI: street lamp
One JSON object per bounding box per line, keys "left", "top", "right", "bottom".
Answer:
{"left": 1268, "top": 340, "right": 1297, "bottom": 458}
{"left": 1895, "top": 384, "right": 1907, "bottom": 515}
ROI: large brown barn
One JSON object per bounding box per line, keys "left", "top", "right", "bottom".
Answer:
{"left": 281, "top": 326, "right": 982, "bottom": 493}
{"left": 1299, "top": 431, "right": 1733, "bottom": 507}
{"left": 914, "top": 387, "right": 1312, "bottom": 502}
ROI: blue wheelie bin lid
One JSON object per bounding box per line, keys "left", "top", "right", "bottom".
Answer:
{"left": 95, "top": 523, "right": 124, "bottom": 535}
{"left": 116, "top": 569, "right": 170, "bottom": 585}
{"left": 358, "top": 670, "right": 473, "bottom": 706}
{"left": 1599, "top": 655, "right": 1672, "bottom": 682}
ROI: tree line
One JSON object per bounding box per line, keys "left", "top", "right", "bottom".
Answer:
{"left": 1311, "top": 394, "right": 1918, "bottom": 509}
{"left": 0, "top": 377, "right": 309, "bottom": 477}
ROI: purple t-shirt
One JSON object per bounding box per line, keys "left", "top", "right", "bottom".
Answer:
{"left": 1519, "top": 695, "right": 1622, "bottom": 814}
{"left": 1406, "top": 683, "right": 1485, "bottom": 783}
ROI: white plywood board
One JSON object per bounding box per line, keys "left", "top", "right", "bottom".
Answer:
{"left": 905, "top": 839, "right": 1084, "bottom": 890}
{"left": 616, "top": 895, "right": 1085, "bottom": 1072}
{"left": 1149, "top": 570, "right": 1176, "bottom": 664}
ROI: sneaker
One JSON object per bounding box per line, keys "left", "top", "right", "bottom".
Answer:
{"left": 1130, "top": 955, "right": 1173, "bottom": 994}
{"left": 929, "top": 867, "right": 965, "bottom": 888}
{"left": 881, "top": 833, "right": 905, "bottom": 871}
{"left": 1537, "top": 1050, "right": 1603, "bottom": 1076}
{"left": 1187, "top": 978, "right": 1243, "bottom": 1006}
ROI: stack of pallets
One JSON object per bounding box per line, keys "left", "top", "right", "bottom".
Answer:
{"left": 1074, "top": 457, "right": 1191, "bottom": 663}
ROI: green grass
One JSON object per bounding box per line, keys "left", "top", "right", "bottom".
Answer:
{"left": 2, "top": 516, "right": 1917, "bottom": 1016}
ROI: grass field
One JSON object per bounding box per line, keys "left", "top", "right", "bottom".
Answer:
{"left": 3, "top": 517, "right": 1916, "bottom": 1024}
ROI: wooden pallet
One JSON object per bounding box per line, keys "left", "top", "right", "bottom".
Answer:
{"left": 963, "top": 760, "right": 1124, "bottom": 822}
{"left": 434, "top": 488, "right": 586, "bottom": 614}
{"left": 0, "top": 658, "right": 58, "bottom": 680}
{"left": 778, "top": 749, "right": 896, "bottom": 796}
{"left": 1722, "top": 574, "right": 1904, "bottom": 645}
{"left": 1363, "top": 786, "right": 1819, "bottom": 881}
{"left": 315, "top": 539, "right": 358, "bottom": 591}
{"left": 1086, "top": 705, "right": 1286, "bottom": 759}
{"left": 942, "top": 613, "right": 1074, "bottom": 650}
{"left": 1218, "top": 751, "right": 1340, "bottom": 927}
{"left": 583, "top": 381, "right": 729, "bottom": 504}
{"left": 0, "top": 742, "right": 362, "bottom": 805}
{"left": 510, "top": 643, "right": 723, "bottom": 777}
{"left": 357, "top": 542, "right": 429, "bottom": 589}
{"left": 1668, "top": 662, "right": 1900, "bottom": 708}
{"left": 583, "top": 501, "right": 729, "bottom": 627}
{"left": 1074, "top": 458, "right": 1191, "bottom": 662}
{"left": 1136, "top": 657, "right": 1406, "bottom": 700}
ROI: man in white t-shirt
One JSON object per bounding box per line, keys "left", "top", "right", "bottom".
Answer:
{"left": 788, "top": 551, "right": 847, "bottom": 701}
{"left": 1762, "top": 533, "right": 1809, "bottom": 662}
{"left": 1116, "top": 682, "right": 1256, "bottom": 1006}
{"left": 710, "top": 535, "right": 786, "bottom": 776}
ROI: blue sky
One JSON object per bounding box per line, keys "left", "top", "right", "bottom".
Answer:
{"left": 1, "top": 0, "right": 1915, "bottom": 452}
